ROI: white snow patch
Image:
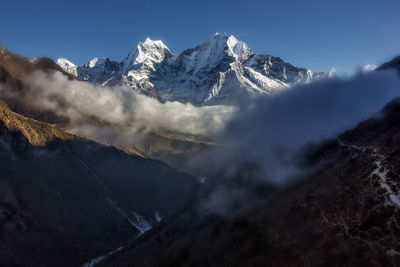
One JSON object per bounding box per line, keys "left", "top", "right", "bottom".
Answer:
{"left": 131, "top": 211, "right": 153, "bottom": 235}
{"left": 88, "top": 57, "right": 107, "bottom": 68}
{"left": 373, "top": 160, "right": 400, "bottom": 207}
{"left": 82, "top": 246, "right": 124, "bottom": 267}
{"left": 154, "top": 211, "right": 162, "bottom": 223}
{"left": 387, "top": 249, "right": 400, "bottom": 256}
{"left": 363, "top": 64, "right": 377, "bottom": 72}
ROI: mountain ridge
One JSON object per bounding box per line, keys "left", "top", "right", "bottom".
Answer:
{"left": 0, "top": 100, "right": 73, "bottom": 146}
{"left": 57, "top": 33, "right": 328, "bottom": 105}
{"left": 0, "top": 46, "right": 216, "bottom": 166}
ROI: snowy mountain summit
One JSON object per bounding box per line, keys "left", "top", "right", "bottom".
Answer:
{"left": 56, "top": 58, "right": 78, "bottom": 77}
{"left": 58, "top": 33, "right": 327, "bottom": 105}
{"left": 121, "top": 38, "right": 173, "bottom": 73}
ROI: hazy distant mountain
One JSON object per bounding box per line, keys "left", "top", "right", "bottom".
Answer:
{"left": 58, "top": 33, "right": 328, "bottom": 105}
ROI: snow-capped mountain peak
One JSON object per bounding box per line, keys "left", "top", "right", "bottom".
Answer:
{"left": 175, "top": 33, "right": 232, "bottom": 74}
{"left": 57, "top": 33, "right": 328, "bottom": 105}
{"left": 178, "top": 33, "right": 253, "bottom": 73}
{"left": 121, "top": 38, "right": 172, "bottom": 73}
{"left": 87, "top": 57, "right": 109, "bottom": 68}
{"left": 226, "top": 34, "right": 253, "bottom": 61}
{"left": 76, "top": 57, "right": 121, "bottom": 85}
{"left": 56, "top": 57, "right": 76, "bottom": 67}
{"left": 56, "top": 58, "right": 78, "bottom": 76}
{"left": 143, "top": 37, "right": 168, "bottom": 48}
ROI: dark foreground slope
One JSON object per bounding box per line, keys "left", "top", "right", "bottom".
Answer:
{"left": 99, "top": 101, "right": 400, "bottom": 266}
{"left": 0, "top": 100, "right": 199, "bottom": 266}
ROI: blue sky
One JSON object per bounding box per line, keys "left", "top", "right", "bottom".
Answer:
{"left": 1, "top": 0, "right": 399, "bottom": 74}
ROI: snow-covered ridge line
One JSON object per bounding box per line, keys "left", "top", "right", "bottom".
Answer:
{"left": 57, "top": 33, "right": 329, "bottom": 105}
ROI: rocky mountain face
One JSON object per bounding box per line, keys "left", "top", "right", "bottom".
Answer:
{"left": 2, "top": 42, "right": 399, "bottom": 267}
{"left": 97, "top": 96, "right": 400, "bottom": 267}
{"left": 95, "top": 59, "right": 400, "bottom": 267}
{"left": 58, "top": 33, "right": 327, "bottom": 105}
{"left": 0, "top": 100, "right": 199, "bottom": 266}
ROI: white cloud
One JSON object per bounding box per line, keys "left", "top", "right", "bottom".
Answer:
{"left": 29, "top": 71, "right": 236, "bottom": 145}
{"left": 362, "top": 64, "right": 377, "bottom": 72}
{"left": 190, "top": 70, "right": 400, "bottom": 183}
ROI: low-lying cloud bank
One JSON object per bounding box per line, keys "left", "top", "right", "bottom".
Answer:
{"left": 29, "top": 71, "right": 236, "bottom": 145}
{"left": 19, "top": 68, "right": 400, "bottom": 216}
{"left": 189, "top": 70, "right": 400, "bottom": 183}
{"left": 27, "top": 69, "right": 400, "bottom": 186}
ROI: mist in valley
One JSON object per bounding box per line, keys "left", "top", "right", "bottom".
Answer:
{"left": 25, "top": 69, "right": 400, "bottom": 190}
